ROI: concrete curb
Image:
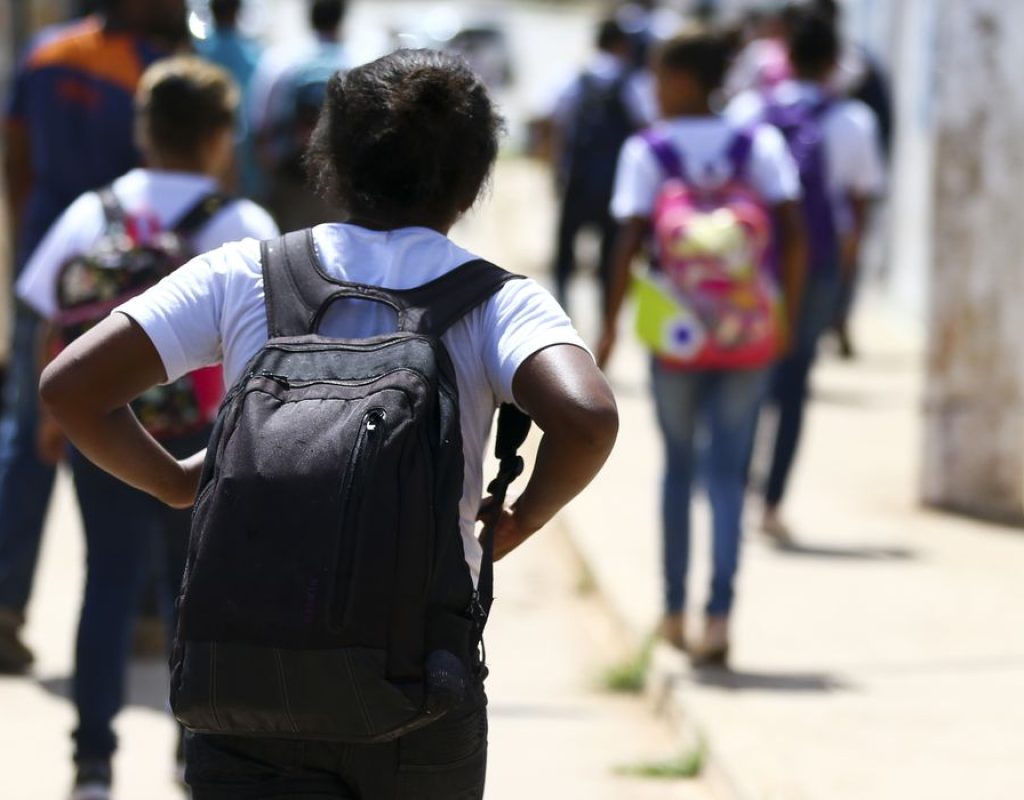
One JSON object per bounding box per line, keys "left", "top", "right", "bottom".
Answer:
{"left": 555, "top": 512, "right": 757, "bottom": 800}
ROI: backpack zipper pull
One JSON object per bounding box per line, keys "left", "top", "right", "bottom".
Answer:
{"left": 252, "top": 371, "right": 290, "bottom": 388}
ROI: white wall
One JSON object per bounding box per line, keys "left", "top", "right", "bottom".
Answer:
{"left": 921, "top": 0, "right": 1024, "bottom": 520}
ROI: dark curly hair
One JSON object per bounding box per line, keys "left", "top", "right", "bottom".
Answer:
{"left": 304, "top": 49, "right": 504, "bottom": 227}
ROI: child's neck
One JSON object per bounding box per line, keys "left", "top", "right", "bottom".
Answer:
{"left": 145, "top": 153, "right": 217, "bottom": 179}
{"left": 347, "top": 212, "right": 454, "bottom": 236}
{"left": 665, "top": 95, "right": 715, "bottom": 118}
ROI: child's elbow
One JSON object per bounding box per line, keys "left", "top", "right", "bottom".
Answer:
{"left": 564, "top": 390, "right": 620, "bottom": 456}
{"left": 39, "top": 358, "right": 76, "bottom": 420}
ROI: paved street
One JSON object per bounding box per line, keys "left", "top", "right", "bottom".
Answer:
{"left": 566, "top": 292, "right": 1024, "bottom": 800}
{"left": 0, "top": 468, "right": 713, "bottom": 799}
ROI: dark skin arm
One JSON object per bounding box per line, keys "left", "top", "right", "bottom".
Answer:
{"left": 774, "top": 200, "right": 808, "bottom": 347}
{"left": 40, "top": 313, "right": 204, "bottom": 508}
{"left": 482, "top": 344, "right": 619, "bottom": 560}
{"left": 42, "top": 317, "right": 619, "bottom": 555}
{"left": 841, "top": 193, "right": 871, "bottom": 281}
{"left": 3, "top": 121, "right": 33, "bottom": 246}
{"left": 597, "top": 217, "right": 648, "bottom": 370}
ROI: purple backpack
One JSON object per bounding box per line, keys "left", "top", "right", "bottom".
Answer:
{"left": 764, "top": 96, "right": 838, "bottom": 270}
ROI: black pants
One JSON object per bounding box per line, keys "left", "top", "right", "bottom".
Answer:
{"left": 553, "top": 188, "right": 618, "bottom": 315}
{"left": 185, "top": 684, "right": 488, "bottom": 799}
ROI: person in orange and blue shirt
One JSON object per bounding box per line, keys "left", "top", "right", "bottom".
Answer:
{"left": 0, "top": 0, "right": 187, "bottom": 678}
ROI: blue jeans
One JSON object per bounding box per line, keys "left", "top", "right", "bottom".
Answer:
{"left": 70, "top": 429, "right": 209, "bottom": 762}
{"left": 651, "top": 362, "right": 767, "bottom": 617}
{"left": 764, "top": 270, "right": 842, "bottom": 507}
{"left": 0, "top": 305, "right": 57, "bottom": 614}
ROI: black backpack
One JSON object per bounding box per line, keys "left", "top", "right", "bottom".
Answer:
{"left": 561, "top": 71, "right": 638, "bottom": 208}
{"left": 170, "top": 229, "right": 530, "bottom": 742}
{"left": 53, "top": 188, "right": 231, "bottom": 440}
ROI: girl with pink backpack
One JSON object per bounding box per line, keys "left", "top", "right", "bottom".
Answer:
{"left": 599, "top": 29, "right": 806, "bottom": 663}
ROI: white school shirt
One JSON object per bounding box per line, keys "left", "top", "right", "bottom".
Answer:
{"left": 610, "top": 116, "right": 801, "bottom": 221}
{"left": 16, "top": 168, "right": 280, "bottom": 320}
{"left": 726, "top": 81, "right": 886, "bottom": 231}
{"left": 115, "top": 224, "right": 589, "bottom": 583}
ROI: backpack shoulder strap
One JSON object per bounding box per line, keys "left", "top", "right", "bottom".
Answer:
{"left": 260, "top": 229, "right": 526, "bottom": 340}
{"left": 477, "top": 403, "right": 531, "bottom": 621}
{"left": 392, "top": 260, "right": 524, "bottom": 338}
{"left": 261, "top": 229, "right": 357, "bottom": 338}
{"left": 97, "top": 186, "right": 126, "bottom": 229}
{"left": 641, "top": 129, "right": 687, "bottom": 181}
{"left": 726, "top": 127, "right": 756, "bottom": 179}
{"left": 173, "top": 192, "right": 234, "bottom": 238}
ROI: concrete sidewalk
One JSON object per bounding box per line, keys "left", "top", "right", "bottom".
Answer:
{"left": 562, "top": 301, "right": 1024, "bottom": 800}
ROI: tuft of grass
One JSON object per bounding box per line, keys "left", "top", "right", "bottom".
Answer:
{"left": 600, "top": 635, "right": 654, "bottom": 694}
{"left": 574, "top": 559, "right": 598, "bottom": 595}
{"left": 615, "top": 739, "right": 706, "bottom": 780}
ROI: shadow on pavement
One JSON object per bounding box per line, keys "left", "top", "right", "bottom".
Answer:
{"left": 35, "top": 658, "right": 171, "bottom": 713}
{"left": 773, "top": 541, "right": 916, "bottom": 561}
{"left": 687, "top": 666, "right": 851, "bottom": 693}
{"left": 488, "top": 702, "right": 594, "bottom": 720}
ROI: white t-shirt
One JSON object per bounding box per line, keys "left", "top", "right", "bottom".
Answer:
{"left": 16, "top": 169, "right": 280, "bottom": 320}
{"left": 726, "top": 81, "right": 886, "bottom": 230}
{"left": 610, "top": 116, "right": 801, "bottom": 221}
{"left": 115, "top": 224, "right": 588, "bottom": 583}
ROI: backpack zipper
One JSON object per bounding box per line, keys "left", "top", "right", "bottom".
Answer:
{"left": 249, "top": 369, "right": 428, "bottom": 391}
{"left": 336, "top": 408, "right": 387, "bottom": 629}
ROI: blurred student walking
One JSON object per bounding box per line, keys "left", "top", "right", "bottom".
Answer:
{"left": 547, "top": 17, "right": 655, "bottom": 315}
{"left": 16, "top": 57, "right": 278, "bottom": 800}
{"left": 0, "top": 0, "right": 187, "bottom": 674}
{"left": 599, "top": 30, "right": 805, "bottom": 661}
{"left": 249, "top": 0, "right": 351, "bottom": 231}
{"left": 728, "top": 12, "right": 884, "bottom": 541}
{"left": 195, "top": 0, "right": 265, "bottom": 197}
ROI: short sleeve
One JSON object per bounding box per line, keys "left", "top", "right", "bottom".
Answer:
{"left": 5, "top": 66, "right": 28, "bottom": 124}
{"left": 15, "top": 192, "right": 106, "bottom": 319}
{"left": 4, "top": 44, "right": 36, "bottom": 124}
{"left": 834, "top": 102, "right": 886, "bottom": 197}
{"left": 115, "top": 246, "right": 236, "bottom": 383}
{"left": 623, "top": 71, "right": 657, "bottom": 126}
{"left": 610, "top": 134, "right": 663, "bottom": 221}
{"left": 550, "top": 74, "right": 582, "bottom": 129}
{"left": 480, "top": 278, "right": 590, "bottom": 407}
{"left": 194, "top": 199, "right": 280, "bottom": 256}
{"left": 746, "top": 125, "right": 801, "bottom": 205}
{"left": 724, "top": 89, "right": 765, "bottom": 128}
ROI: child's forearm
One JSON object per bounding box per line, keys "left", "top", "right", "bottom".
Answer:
{"left": 603, "top": 218, "right": 647, "bottom": 329}
{"left": 39, "top": 313, "right": 199, "bottom": 507}
{"left": 775, "top": 201, "right": 807, "bottom": 340}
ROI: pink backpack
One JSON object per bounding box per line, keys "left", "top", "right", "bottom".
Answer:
{"left": 633, "top": 128, "right": 782, "bottom": 370}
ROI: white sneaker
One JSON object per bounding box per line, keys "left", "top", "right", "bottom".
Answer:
{"left": 70, "top": 761, "right": 111, "bottom": 800}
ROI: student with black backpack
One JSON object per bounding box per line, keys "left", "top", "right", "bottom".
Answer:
{"left": 15, "top": 56, "right": 279, "bottom": 800}
{"left": 40, "top": 49, "right": 618, "bottom": 799}
{"left": 548, "top": 17, "right": 655, "bottom": 314}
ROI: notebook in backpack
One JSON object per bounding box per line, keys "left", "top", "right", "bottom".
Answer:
{"left": 633, "top": 128, "right": 782, "bottom": 370}
{"left": 52, "top": 188, "right": 229, "bottom": 439}
{"left": 170, "top": 230, "right": 529, "bottom": 742}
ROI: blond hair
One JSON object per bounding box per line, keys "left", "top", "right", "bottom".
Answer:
{"left": 135, "top": 55, "right": 239, "bottom": 159}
